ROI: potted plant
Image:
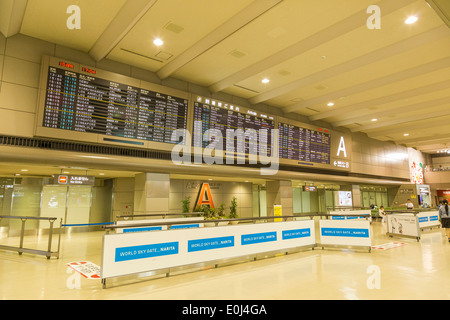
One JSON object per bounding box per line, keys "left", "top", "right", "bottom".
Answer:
{"left": 216, "top": 203, "right": 228, "bottom": 225}
{"left": 228, "top": 197, "right": 238, "bottom": 224}
{"left": 181, "top": 196, "right": 191, "bottom": 216}
{"left": 202, "top": 206, "right": 216, "bottom": 227}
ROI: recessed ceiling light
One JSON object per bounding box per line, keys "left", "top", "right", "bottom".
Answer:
{"left": 153, "top": 38, "right": 164, "bottom": 46}
{"left": 327, "top": 102, "right": 335, "bottom": 107}
{"left": 403, "top": 133, "right": 409, "bottom": 136}
{"left": 21, "top": 169, "right": 29, "bottom": 172}
{"left": 405, "top": 16, "right": 418, "bottom": 24}
{"left": 371, "top": 118, "right": 378, "bottom": 122}
{"left": 99, "top": 173, "right": 105, "bottom": 176}
{"left": 262, "top": 78, "right": 270, "bottom": 84}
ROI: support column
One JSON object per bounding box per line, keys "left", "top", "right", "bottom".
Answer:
{"left": 266, "top": 180, "right": 293, "bottom": 216}
{"left": 352, "top": 185, "right": 361, "bottom": 208}
{"left": 134, "top": 173, "right": 170, "bottom": 215}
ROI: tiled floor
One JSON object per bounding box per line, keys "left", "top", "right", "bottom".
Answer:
{"left": 0, "top": 222, "right": 449, "bottom": 300}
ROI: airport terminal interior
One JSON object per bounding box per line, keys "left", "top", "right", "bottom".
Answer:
{"left": 0, "top": 0, "right": 450, "bottom": 301}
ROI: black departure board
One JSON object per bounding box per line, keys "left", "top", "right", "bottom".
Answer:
{"left": 193, "top": 101, "right": 275, "bottom": 156}
{"left": 278, "top": 122, "right": 331, "bottom": 164}
{"left": 42, "top": 66, "right": 188, "bottom": 144}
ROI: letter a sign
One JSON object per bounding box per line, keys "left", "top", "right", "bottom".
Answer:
{"left": 337, "top": 136, "right": 347, "bottom": 158}
{"left": 195, "top": 183, "right": 215, "bottom": 208}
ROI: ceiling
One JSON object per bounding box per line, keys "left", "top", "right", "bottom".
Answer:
{"left": 1, "top": 0, "right": 450, "bottom": 155}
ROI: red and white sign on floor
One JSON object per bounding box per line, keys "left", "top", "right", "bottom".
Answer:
{"left": 67, "top": 261, "right": 101, "bottom": 279}
{"left": 371, "top": 242, "right": 407, "bottom": 250}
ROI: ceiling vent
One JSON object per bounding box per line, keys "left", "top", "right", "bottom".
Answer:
{"left": 120, "top": 48, "right": 163, "bottom": 63}
{"left": 155, "top": 51, "right": 173, "bottom": 60}
{"left": 315, "top": 84, "right": 328, "bottom": 91}
{"left": 163, "top": 22, "right": 185, "bottom": 34}
{"left": 229, "top": 50, "right": 247, "bottom": 59}
{"left": 278, "top": 70, "right": 291, "bottom": 76}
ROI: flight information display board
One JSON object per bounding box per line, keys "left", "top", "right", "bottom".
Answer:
{"left": 278, "top": 122, "right": 331, "bottom": 164}
{"left": 192, "top": 97, "right": 275, "bottom": 156}
{"left": 39, "top": 57, "right": 189, "bottom": 147}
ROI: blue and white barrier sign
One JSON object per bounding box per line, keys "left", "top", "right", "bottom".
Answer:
{"left": 241, "top": 232, "right": 277, "bottom": 245}
{"left": 329, "top": 210, "right": 371, "bottom": 221}
{"left": 417, "top": 211, "right": 440, "bottom": 229}
{"left": 115, "top": 242, "right": 179, "bottom": 262}
{"left": 319, "top": 219, "right": 372, "bottom": 247}
{"left": 101, "top": 220, "right": 315, "bottom": 279}
{"left": 188, "top": 236, "right": 235, "bottom": 252}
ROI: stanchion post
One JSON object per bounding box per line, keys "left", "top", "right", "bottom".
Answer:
{"left": 47, "top": 219, "right": 55, "bottom": 259}
{"left": 18, "top": 218, "right": 26, "bottom": 255}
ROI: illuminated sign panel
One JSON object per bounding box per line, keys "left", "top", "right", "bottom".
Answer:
{"left": 192, "top": 96, "right": 275, "bottom": 157}
{"left": 37, "top": 57, "right": 352, "bottom": 172}
{"left": 277, "top": 116, "right": 351, "bottom": 171}
{"left": 54, "top": 175, "right": 95, "bottom": 186}
{"left": 42, "top": 66, "right": 188, "bottom": 143}
{"left": 278, "top": 122, "right": 331, "bottom": 165}
{"left": 36, "top": 56, "right": 190, "bottom": 151}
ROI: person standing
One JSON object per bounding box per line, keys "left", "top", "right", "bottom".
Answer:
{"left": 401, "top": 199, "right": 414, "bottom": 210}
{"left": 379, "top": 206, "right": 386, "bottom": 223}
{"left": 438, "top": 199, "right": 450, "bottom": 242}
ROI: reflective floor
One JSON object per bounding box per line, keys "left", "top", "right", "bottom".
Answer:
{"left": 0, "top": 222, "right": 449, "bottom": 300}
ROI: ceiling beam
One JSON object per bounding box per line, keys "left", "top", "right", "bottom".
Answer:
{"left": 283, "top": 56, "right": 450, "bottom": 114}
{"left": 250, "top": 26, "right": 450, "bottom": 105}
{"left": 89, "top": 0, "right": 158, "bottom": 62}
{"left": 339, "top": 96, "right": 450, "bottom": 129}
{"left": 426, "top": 0, "right": 450, "bottom": 29}
{"left": 396, "top": 133, "right": 450, "bottom": 146}
{"left": 0, "top": 0, "right": 27, "bottom": 38}
{"left": 309, "top": 79, "right": 450, "bottom": 122}
{"left": 351, "top": 105, "right": 450, "bottom": 133}
{"left": 156, "top": 0, "right": 282, "bottom": 80}
{"left": 208, "top": 0, "right": 417, "bottom": 93}
{"left": 366, "top": 117, "right": 450, "bottom": 138}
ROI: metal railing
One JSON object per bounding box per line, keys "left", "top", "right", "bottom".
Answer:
{"left": 385, "top": 209, "right": 437, "bottom": 215}
{"left": 116, "top": 212, "right": 204, "bottom": 220}
{"left": 0, "top": 216, "right": 62, "bottom": 259}
{"left": 104, "top": 213, "right": 371, "bottom": 232}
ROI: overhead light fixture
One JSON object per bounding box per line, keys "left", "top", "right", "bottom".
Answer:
{"left": 371, "top": 118, "right": 378, "bottom": 122}
{"left": 21, "top": 169, "right": 29, "bottom": 172}
{"left": 403, "top": 133, "right": 409, "bottom": 136}
{"left": 153, "top": 38, "right": 164, "bottom": 46}
{"left": 327, "top": 102, "right": 335, "bottom": 107}
{"left": 405, "top": 16, "right": 418, "bottom": 24}
{"left": 262, "top": 78, "right": 270, "bottom": 84}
